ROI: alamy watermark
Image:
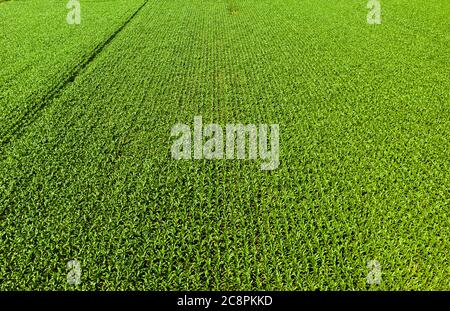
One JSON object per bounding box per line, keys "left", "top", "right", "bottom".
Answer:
{"left": 170, "top": 116, "right": 280, "bottom": 171}
{"left": 67, "top": 259, "right": 82, "bottom": 285}
{"left": 66, "top": 0, "right": 81, "bottom": 25}
{"left": 366, "top": 259, "right": 381, "bottom": 285}
{"left": 367, "top": 0, "right": 382, "bottom": 25}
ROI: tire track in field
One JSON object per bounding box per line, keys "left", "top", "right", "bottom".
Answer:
{"left": 0, "top": 0, "right": 148, "bottom": 149}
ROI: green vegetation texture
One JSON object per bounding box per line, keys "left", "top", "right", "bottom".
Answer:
{"left": 0, "top": 0, "right": 449, "bottom": 290}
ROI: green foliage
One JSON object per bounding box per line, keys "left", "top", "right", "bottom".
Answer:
{"left": 0, "top": 0, "right": 449, "bottom": 290}
{"left": 0, "top": 0, "right": 145, "bottom": 144}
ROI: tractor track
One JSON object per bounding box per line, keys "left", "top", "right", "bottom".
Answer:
{"left": 0, "top": 0, "right": 148, "bottom": 150}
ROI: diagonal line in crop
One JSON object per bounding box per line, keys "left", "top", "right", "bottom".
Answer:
{"left": 0, "top": 0, "right": 149, "bottom": 149}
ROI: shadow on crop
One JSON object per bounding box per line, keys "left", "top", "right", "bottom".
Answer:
{"left": 227, "top": 0, "right": 240, "bottom": 16}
